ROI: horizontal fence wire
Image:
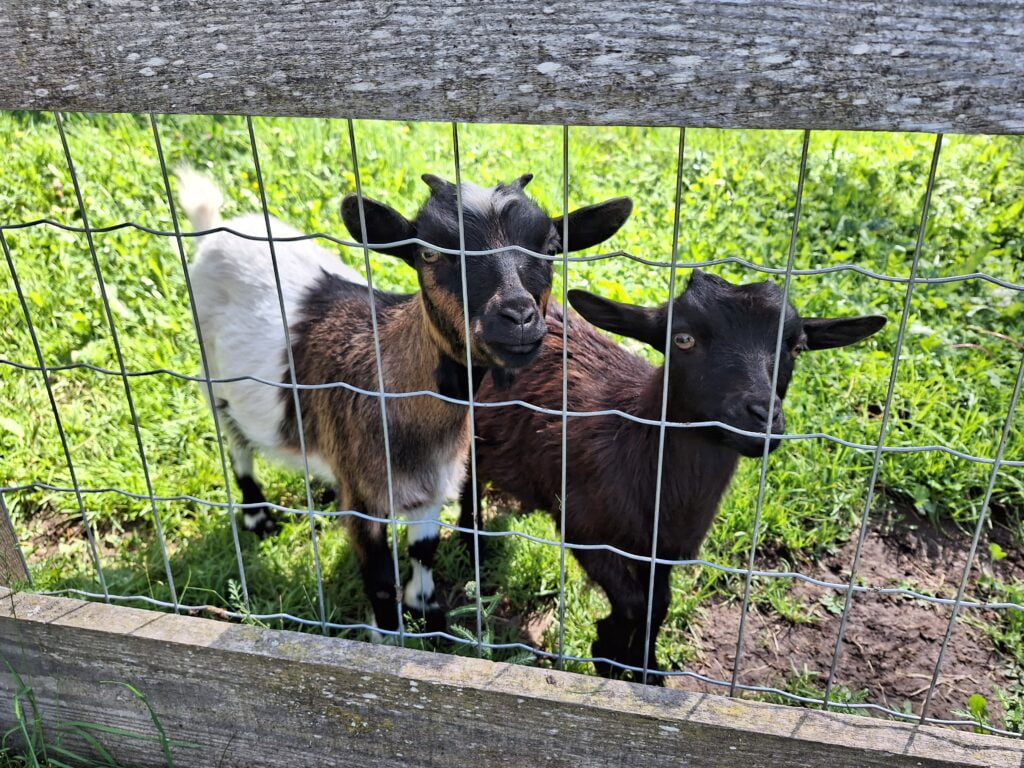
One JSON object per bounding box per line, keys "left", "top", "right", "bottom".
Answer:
{"left": 6, "top": 482, "right": 1022, "bottom": 613}
{"left": 2, "top": 356, "right": 1020, "bottom": 467}
{"left": 3, "top": 217, "right": 1023, "bottom": 290}
{"left": 2, "top": 115, "right": 1023, "bottom": 744}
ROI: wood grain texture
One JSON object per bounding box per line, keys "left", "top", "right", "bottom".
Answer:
{"left": 0, "top": 497, "right": 29, "bottom": 587}
{"left": 1, "top": 1, "right": 1023, "bottom": 133}
{"left": 0, "top": 591, "right": 1020, "bottom": 768}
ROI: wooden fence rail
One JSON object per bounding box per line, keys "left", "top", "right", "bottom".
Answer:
{"left": 1, "top": 591, "right": 1021, "bottom": 768}
{"left": 1, "top": 1, "right": 1023, "bottom": 134}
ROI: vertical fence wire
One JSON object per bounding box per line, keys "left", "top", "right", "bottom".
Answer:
{"left": 920, "top": 349, "right": 1024, "bottom": 722}
{"left": 344, "top": 118, "right": 406, "bottom": 644}
{"left": 0, "top": 230, "right": 108, "bottom": 597}
{"left": 730, "top": 129, "right": 810, "bottom": 694}
{"left": 450, "top": 122, "right": 485, "bottom": 652}
{"left": 556, "top": 124, "right": 570, "bottom": 669}
{"left": 640, "top": 126, "right": 686, "bottom": 684}
{"left": 823, "top": 133, "right": 944, "bottom": 705}
{"left": 244, "top": 116, "right": 327, "bottom": 632}
{"left": 53, "top": 111, "right": 179, "bottom": 610}
{"left": 7, "top": 112, "right": 1024, "bottom": 736}
{"left": 149, "top": 114, "right": 250, "bottom": 607}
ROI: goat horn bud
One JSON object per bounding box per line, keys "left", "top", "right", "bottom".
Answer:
{"left": 511, "top": 173, "right": 534, "bottom": 190}
{"left": 421, "top": 174, "right": 455, "bottom": 194}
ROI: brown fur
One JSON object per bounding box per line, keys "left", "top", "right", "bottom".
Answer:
{"left": 288, "top": 289, "right": 470, "bottom": 515}
{"left": 466, "top": 302, "right": 738, "bottom": 680}
{"left": 472, "top": 303, "right": 737, "bottom": 561}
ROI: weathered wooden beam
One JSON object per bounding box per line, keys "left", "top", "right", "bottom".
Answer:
{"left": 0, "top": 591, "right": 1020, "bottom": 767}
{"left": 0, "top": 497, "right": 29, "bottom": 587}
{"left": 1, "top": 1, "right": 1023, "bottom": 134}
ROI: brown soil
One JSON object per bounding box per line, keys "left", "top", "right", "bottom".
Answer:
{"left": 672, "top": 514, "right": 1024, "bottom": 724}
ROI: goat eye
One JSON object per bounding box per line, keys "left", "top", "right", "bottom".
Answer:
{"left": 421, "top": 251, "right": 440, "bottom": 264}
{"left": 674, "top": 333, "right": 696, "bottom": 350}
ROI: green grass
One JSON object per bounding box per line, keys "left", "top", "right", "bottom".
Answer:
{"left": 2, "top": 111, "right": 1023, "bottom": 733}
{"left": 0, "top": 658, "right": 177, "bottom": 767}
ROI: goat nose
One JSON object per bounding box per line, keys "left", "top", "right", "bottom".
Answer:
{"left": 747, "top": 398, "right": 783, "bottom": 426}
{"left": 500, "top": 303, "right": 537, "bottom": 326}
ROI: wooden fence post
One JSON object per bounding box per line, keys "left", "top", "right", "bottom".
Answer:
{"left": 0, "top": 494, "right": 30, "bottom": 587}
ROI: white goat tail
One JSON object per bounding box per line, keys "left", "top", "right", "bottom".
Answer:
{"left": 176, "top": 167, "right": 223, "bottom": 232}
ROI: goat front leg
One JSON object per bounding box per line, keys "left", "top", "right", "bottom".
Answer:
{"left": 457, "top": 474, "right": 489, "bottom": 567}
{"left": 626, "top": 562, "right": 673, "bottom": 686}
{"left": 574, "top": 549, "right": 645, "bottom": 680}
{"left": 345, "top": 506, "right": 401, "bottom": 638}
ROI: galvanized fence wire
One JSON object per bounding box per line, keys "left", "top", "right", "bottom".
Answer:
{"left": 1, "top": 229, "right": 108, "bottom": 599}
{"left": 54, "top": 111, "right": 180, "bottom": 611}
{"left": 731, "top": 129, "right": 810, "bottom": 695}
{"left": 451, "top": 121, "right": 486, "bottom": 654}
{"left": 823, "top": 134, "right": 943, "bottom": 706}
{"left": 2, "top": 116, "right": 1024, "bottom": 739}
{"left": 5, "top": 217, "right": 1024, "bottom": 292}
{"left": 920, "top": 349, "right": 1024, "bottom": 724}
{"left": 246, "top": 116, "right": 330, "bottom": 633}
{"left": 149, "top": 114, "right": 250, "bottom": 609}
{"left": 3, "top": 356, "right": 1022, "bottom": 467}
{"left": 641, "top": 126, "right": 686, "bottom": 684}
{"left": 556, "top": 124, "right": 571, "bottom": 669}
{"left": 346, "top": 117, "right": 407, "bottom": 644}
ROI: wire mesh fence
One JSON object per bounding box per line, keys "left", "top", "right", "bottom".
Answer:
{"left": 1, "top": 111, "right": 1023, "bottom": 740}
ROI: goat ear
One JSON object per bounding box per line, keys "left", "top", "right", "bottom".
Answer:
{"left": 510, "top": 173, "right": 534, "bottom": 191}
{"left": 552, "top": 197, "right": 633, "bottom": 252}
{"left": 422, "top": 173, "right": 455, "bottom": 195}
{"left": 341, "top": 194, "right": 418, "bottom": 265}
{"left": 803, "top": 315, "right": 887, "bottom": 350}
{"left": 568, "top": 289, "right": 665, "bottom": 349}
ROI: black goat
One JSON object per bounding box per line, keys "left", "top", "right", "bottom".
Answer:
{"left": 461, "top": 269, "right": 885, "bottom": 680}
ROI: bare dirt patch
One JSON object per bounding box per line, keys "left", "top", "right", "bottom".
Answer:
{"left": 673, "top": 513, "right": 1024, "bottom": 724}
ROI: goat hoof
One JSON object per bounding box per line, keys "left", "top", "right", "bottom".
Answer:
{"left": 423, "top": 606, "right": 447, "bottom": 635}
{"left": 405, "top": 605, "right": 447, "bottom": 636}
{"left": 243, "top": 509, "right": 281, "bottom": 538}
{"left": 640, "top": 670, "right": 666, "bottom": 687}
{"left": 315, "top": 486, "right": 338, "bottom": 507}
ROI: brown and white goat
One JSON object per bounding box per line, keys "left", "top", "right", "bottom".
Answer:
{"left": 461, "top": 269, "right": 885, "bottom": 678}
{"left": 182, "top": 169, "right": 632, "bottom": 634}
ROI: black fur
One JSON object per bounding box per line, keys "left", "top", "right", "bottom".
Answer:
{"left": 463, "top": 270, "right": 887, "bottom": 681}
{"left": 433, "top": 356, "right": 487, "bottom": 402}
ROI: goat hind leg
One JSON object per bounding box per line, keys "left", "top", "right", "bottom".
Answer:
{"left": 221, "top": 407, "right": 279, "bottom": 536}
{"left": 457, "top": 475, "right": 491, "bottom": 568}
{"left": 624, "top": 562, "right": 672, "bottom": 686}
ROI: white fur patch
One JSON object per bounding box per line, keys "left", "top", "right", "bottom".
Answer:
{"left": 189, "top": 212, "right": 365, "bottom": 476}
{"left": 366, "top": 613, "right": 399, "bottom": 645}
{"left": 242, "top": 510, "right": 267, "bottom": 529}
{"left": 459, "top": 182, "right": 496, "bottom": 216}
{"left": 403, "top": 505, "right": 441, "bottom": 612}
{"left": 403, "top": 561, "right": 436, "bottom": 612}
